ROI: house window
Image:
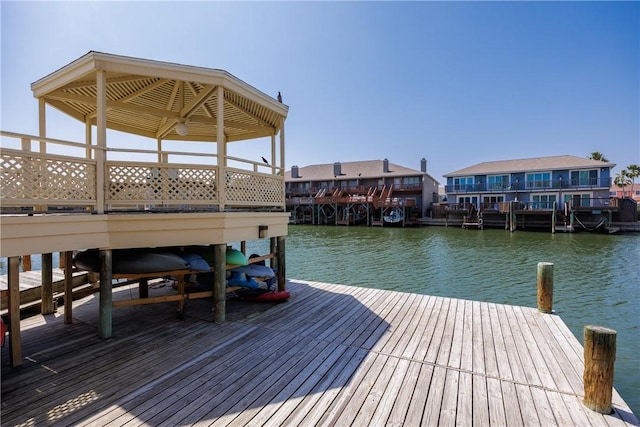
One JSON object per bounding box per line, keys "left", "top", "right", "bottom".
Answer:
{"left": 531, "top": 194, "right": 556, "bottom": 209}
{"left": 487, "top": 175, "right": 509, "bottom": 190}
{"left": 458, "top": 196, "right": 477, "bottom": 206}
{"left": 453, "top": 177, "right": 474, "bottom": 191}
{"left": 570, "top": 169, "right": 598, "bottom": 186}
{"left": 526, "top": 172, "right": 551, "bottom": 189}
{"left": 403, "top": 176, "right": 420, "bottom": 188}
{"left": 483, "top": 195, "right": 504, "bottom": 210}
{"left": 564, "top": 194, "right": 590, "bottom": 207}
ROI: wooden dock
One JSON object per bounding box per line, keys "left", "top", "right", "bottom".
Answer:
{"left": 0, "top": 267, "right": 93, "bottom": 312}
{"left": 1, "top": 279, "right": 637, "bottom": 426}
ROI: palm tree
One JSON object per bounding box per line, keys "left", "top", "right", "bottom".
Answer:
{"left": 614, "top": 170, "right": 632, "bottom": 197}
{"left": 588, "top": 152, "right": 610, "bottom": 162}
{"left": 627, "top": 164, "right": 639, "bottom": 197}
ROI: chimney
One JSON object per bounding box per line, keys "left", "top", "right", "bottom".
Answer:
{"left": 333, "top": 162, "right": 342, "bottom": 177}
{"left": 383, "top": 158, "right": 390, "bottom": 173}
{"left": 291, "top": 165, "right": 299, "bottom": 178}
{"left": 421, "top": 158, "right": 427, "bottom": 173}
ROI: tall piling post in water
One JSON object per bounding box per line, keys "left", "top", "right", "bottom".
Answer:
{"left": 536, "top": 262, "right": 553, "bottom": 313}
{"left": 583, "top": 325, "right": 616, "bottom": 414}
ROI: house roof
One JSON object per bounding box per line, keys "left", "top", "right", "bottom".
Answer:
{"left": 285, "top": 160, "right": 437, "bottom": 182}
{"left": 444, "top": 155, "right": 616, "bottom": 177}
{"left": 31, "top": 51, "right": 288, "bottom": 143}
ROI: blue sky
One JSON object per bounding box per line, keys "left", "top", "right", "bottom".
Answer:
{"left": 1, "top": 1, "right": 638, "bottom": 183}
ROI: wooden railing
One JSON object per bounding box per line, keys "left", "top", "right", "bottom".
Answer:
{"left": 0, "top": 131, "right": 285, "bottom": 213}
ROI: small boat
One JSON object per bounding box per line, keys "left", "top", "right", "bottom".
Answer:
{"left": 237, "top": 289, "right": 291, "bottom": 302}
{"left": 178, "top": 246, "right": 248, "bottom": 267}
{"left": 227, "top": 271, "right": 260, "bottom": 289}
{"left": 383, "top": 208, "right": 404, "bottom": 224}
{"left": 73, "top": 249, "right": 189, "bottom": 274}
{"left": 229, "top": 264, "right": 275, "bottom": 278}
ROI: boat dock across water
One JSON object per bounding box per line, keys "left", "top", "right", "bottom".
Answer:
{"left": 1, "top": 277, "right": 637, "bottom": 426}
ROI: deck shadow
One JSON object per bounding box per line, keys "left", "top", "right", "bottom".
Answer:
{"left": 1, "top": 279, "right": 390, "bottom": 426}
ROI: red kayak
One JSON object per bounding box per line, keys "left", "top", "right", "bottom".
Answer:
{"left": 1, "top": 317, "right": 6, "bottom": 347}
{"left": 241, "top": 290, "right": 290, "bottom": 302}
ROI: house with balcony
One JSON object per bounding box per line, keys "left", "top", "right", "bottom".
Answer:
{"left": 439, "top": 155, "right": 634, "bottom": 232}
{"left": 0, "top": 52, "right": 289, "bottom": 366}
{"left": 285, "top": 159, "right": 439, "bottom": 226}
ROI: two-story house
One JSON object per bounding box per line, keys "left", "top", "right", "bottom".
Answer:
{"left": 444, "top": 155, "right": 614, "bottom": 210}
{"left": 441, "top": 155, "right": 630, "bottom": 231}
{"left": 285, "top": 159, "right": 439, "bottom": 226}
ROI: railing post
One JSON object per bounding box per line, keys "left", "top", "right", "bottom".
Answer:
{"left": 536, "top": 262, "right": 553, "bottom": 313}
{"left": 583, "top": 325, "right": 616, "bottom": 414}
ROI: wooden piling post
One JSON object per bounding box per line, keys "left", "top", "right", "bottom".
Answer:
{"left": 22, "top": 255, "right": 32, "bottom": 272}
{"left": 536, "top": 262, "right": 553, "bottom": 313}
{"left": 583, "top": 325, "right": 616, "bottom": 414}
{"left": 8, "top": 256, "right": 22, "bottom": 367}
{"left": 98, "top": 249, "right": 113, "bottom": 339}
{"left": 270, "top": 237, "right": 278, "bottom": 271}
{"left": 213, "top": 244, "right": 226, "bottom": 323}
{"left": 63, "top": 251, "right": 74, "bottom": 324}
{"left": 41, "top": 253, "right": 55, "bottom": 314}
{"left": 277, "top": 236, "right": 286, "bottom": 291}
{"left": 570, "top": 210, "right": 575, "bottom": 233}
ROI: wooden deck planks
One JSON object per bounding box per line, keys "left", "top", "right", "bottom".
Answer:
{"left": 1, "top": 279, "right": 637, "bottom": 426}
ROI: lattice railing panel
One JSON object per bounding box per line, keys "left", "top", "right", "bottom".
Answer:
{"left": 106, "top": 163, "right": 217, "bottom": 205}
{"left": 225, "top": 169, "right": 284, "bottom": 207}
{"left": 1, "top": 149, "right": 96, "bottom": 205}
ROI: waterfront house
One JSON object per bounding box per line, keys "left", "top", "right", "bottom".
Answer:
{"left": 610, "top": 184, "right": 640, "bottom": 203}
{"left": 0, "top": 51, "right": 289, "bottom": 366}
{"left": 440, "top": 155, "right": 633, "bottom": 231}
{"left": 285, "top": 159, "right": 439, "bottom": 225}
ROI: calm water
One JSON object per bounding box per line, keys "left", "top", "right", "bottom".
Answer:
{"left": 3, "top": 225, "right": 639, "bottom": 413}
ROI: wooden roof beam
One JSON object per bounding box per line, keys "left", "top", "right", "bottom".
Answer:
{"left": 45, "top": 91, "right": 181, "bottom": 119}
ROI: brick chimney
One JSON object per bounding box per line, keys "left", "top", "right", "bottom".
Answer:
{"left": 333, "top": 162, "right": 341, "bottom": 177}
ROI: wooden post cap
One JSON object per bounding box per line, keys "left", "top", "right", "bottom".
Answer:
{"left": 583, "top": 325, "right": 617, "bottom": 414}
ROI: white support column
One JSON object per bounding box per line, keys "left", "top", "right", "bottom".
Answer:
{"left": 279, "top": 117, "right": 285, "bottom": 177}
{"left": 157, "top": 138, "right": 163, "bottom": 164}
{"left": 279, "top": 117, "right": 286, "bottom": 210}
{"left": 217, "top": 85, "right": 226, "bottom": 210}
{"left": 96, "top": 70, "right": 107, "bottom": 214}
{"left": 85, "top": 120, "right": 93, "bottom": 159}
{"left": 37, "top": 98, "right": 47, "bottom": 211}
{"left": 271, "top": 134, "right": 276, "bottom": 175}
{"left": 38, "top": 98, "right": 46, "bottom": 153}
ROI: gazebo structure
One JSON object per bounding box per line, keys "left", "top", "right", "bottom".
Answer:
{"left": 0, "top": 51, "right": 289, "bottom": 367}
